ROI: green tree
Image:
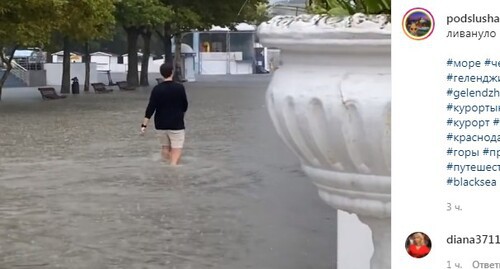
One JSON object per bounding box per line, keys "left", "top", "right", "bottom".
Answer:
{"left": 57, "top": 0, "right": 116, "bottom": 93}
{"left": 0, "top": 0, "right": 63, "bottom": 100}
{"left": 308, "top": 0, "right": 390, "bottom": 15}
{"left": 115, "top": 0, "right": 171, "bottom": 87}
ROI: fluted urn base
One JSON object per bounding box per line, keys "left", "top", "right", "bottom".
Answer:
{"left": 309, "top": 166, "right": 390, "bottom": 269}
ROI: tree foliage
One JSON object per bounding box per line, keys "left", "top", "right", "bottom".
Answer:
{"left": 116, "top": 0, "right": 171, "bottom": 29}
{"left": 0, "top": 0, "right": 63, "bottom": 47}
{"left": 161, "top": 0, "right": 268, "bottom": 32}
{"left": 58, "top": 0, "right": 116, "bottom": 42}
{"left": 309, "top": 0, "right": 390, "bottom": 15}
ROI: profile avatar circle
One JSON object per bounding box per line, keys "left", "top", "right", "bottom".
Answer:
{"left": 405, "top": 232, "right": 431, "bottom": 258}
{"left": 403, "top": 8, "right": 435, "bottom": 40}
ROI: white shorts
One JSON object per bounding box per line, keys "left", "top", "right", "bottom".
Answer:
{"left": 156, "top": 129, "right": 185, "bottom": 149}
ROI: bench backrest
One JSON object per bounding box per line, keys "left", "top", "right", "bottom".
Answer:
{"left": 38, "top": 87, "right": 57, "bottom": 95}
{"left": 91, "top": 83, "right": 106, "bottom": 90}
{"left": 116, "top": 81, "right": 127, "bottom": 87}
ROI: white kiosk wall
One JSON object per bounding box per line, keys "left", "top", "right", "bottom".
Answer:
{"left": 44, "top": 63, "right": 98, "bottom": 85}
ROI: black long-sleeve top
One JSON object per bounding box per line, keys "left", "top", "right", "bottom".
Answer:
{"left": 145, "top": 81, "right": 188, "bottom": 130}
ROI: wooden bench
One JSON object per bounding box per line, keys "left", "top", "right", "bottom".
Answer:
{"left": 91, "top": 83, "right": 113, "bottom": 93}
{"left": 116, "top": 81, "right": 135, "bottom": 91}
{"left": 38, "top": 87, "right": 67, "bottom": 100}
{"left": 156, "top": 78, "right": 164, "bottom": 84}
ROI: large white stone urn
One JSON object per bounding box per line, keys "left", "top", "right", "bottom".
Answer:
{"left": 257, "top": 14, "right": 391, "bottom": 269}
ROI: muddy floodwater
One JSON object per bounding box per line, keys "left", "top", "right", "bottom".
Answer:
{"left": 0, "top": 75, "right": 336, "bottom": 269}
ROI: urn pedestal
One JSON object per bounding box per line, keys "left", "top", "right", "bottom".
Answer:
{"left": 257, "top": 14, "right": 391, "bottom": 269}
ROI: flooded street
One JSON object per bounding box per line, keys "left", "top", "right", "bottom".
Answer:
{"left": 0, "top": 76, "right": 336, "bottom": 269}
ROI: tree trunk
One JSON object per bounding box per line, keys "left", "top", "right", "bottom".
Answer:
{"left": 0, "top": 69, "right": 8, "bottom": 101}
{"left": 174, "top": 33, "right": 184, "bottom": 82}
{"left": 0, "top": 47, "right": 19, "bottom": 101}
{"left": 140, "top": 30, "right": 152, "bottom": 86}
{"left": 163, "top": 22, "right": 173, "bottom": 64}
{"left": 61, "top": 37, "right": 71, "bottom": 94}
{"left": 125, "top": 27, "right": 140, "bottom": 87}
{"left": 0, "top": 47, "right": 16, "bottom": 101}
{"left": 84, "top": 41, "right": 90, "bottom": 92}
